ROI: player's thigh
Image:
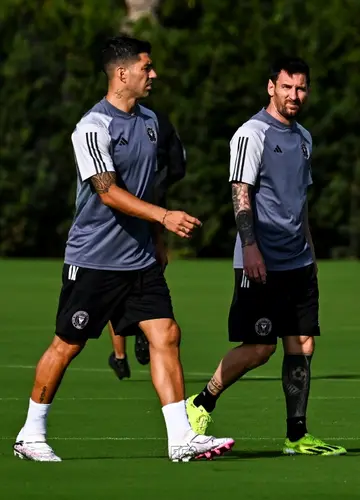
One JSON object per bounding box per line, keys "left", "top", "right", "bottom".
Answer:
{"left": 56, "top": 264, "right": 132, "bottom": 342}
{"left": 112, "top": 263, "right": 175, "bottom": 338}
{"left": 228, "top": 269, "right": 278, "bottom": 345}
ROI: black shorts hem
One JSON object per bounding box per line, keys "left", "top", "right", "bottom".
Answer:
{"left": 278, "top": 326, "right": 321, "bottom": 338}
{"left": 228, "top": 323, "right": 320, "bottom": 345}
{"left": 228, "top": 334, "right": 278, "bottom": 345}
{"left": 54, "top": 329, "right": 100, "bottom": 341}
{"left": 114, "top": 312, "right": 175, "bottom": 337}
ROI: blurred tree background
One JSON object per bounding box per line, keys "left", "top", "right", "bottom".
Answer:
{"left": 1, "top": 0, "right": 359, "bottom": 259}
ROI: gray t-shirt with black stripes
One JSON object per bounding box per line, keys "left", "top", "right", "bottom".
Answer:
{"left": 65, "top": 98, "right": 158, "bottom": 271}
{"left": 229, "top": 108, "right": 313, "bottom": 271}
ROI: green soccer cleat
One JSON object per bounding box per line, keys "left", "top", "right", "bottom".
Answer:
{"left": 186, "top": 394, "right": 213, "bottom": 435}
{"left": 283, "top": 433, "right": 347, "bottom": 456}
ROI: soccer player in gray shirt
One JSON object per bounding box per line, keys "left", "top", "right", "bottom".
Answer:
{"left": 13, "top": 36, "right": 234, "bottom": 463}
{"left": 186, "top": 57, "right": 346, "bottom": 456}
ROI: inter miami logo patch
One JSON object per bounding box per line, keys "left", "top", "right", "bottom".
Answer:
{"left": 147, "top": 127, "right": 157, "bottom": 143}
{"left": 255, "top": 317, "right": 272, "bottom": 336}
{"left": 301, "top": 142, "right": 309, "bottom": 159}
{"left": 72, "top": 310, "right": 89, "bottom": 330}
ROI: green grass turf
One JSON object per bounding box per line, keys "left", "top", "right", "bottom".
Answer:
{"left": 0, "top": 259, "right": 360, "bottom": 499}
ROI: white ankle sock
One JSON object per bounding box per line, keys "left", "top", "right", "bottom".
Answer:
{"left": 161, "top": 400, "right": 192, "bottom": 443}
{"left": 20, "top": 399, "right": 51, "bottom": 442}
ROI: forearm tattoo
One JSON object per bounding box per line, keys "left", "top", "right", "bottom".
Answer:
{"left": 232, "top": 183, "right": 255, "bottom": 247}
{"left": 91, "top": 172, "right": 117, "bottom": 194}
{"left": 207, "top": 376, "right": 224, "bottom": 396}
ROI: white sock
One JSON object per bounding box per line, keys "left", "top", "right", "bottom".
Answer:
{"left": 161, "top": 400, "right": 192, "bottom": 443}
{"left": 19, "top": 399, "right": 51, "bottom": 442}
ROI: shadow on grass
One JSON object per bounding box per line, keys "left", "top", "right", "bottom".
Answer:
{"left": 186, "top": 374, "right": 360, "bottom": 385}
{"left": 58, "top": 448, "right": 360, "bottom": 461}
{"left": 219, "top": 449, "right": 283, "bottom": 460}
{"left": 109, "top": 374, "right": 360, "bottom": 384}
{"left": 239, "top": 374, "right": 360, "bottom": 382}
{"left": 63, "top": 454, "right": 167, "bottom": 461}
{"left": 344, "top": 448, "right": 360, "bottom": 455}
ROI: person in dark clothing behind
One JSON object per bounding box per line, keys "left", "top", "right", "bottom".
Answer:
{"left": 108, "top": 109, "right": 187, "bottom": 379}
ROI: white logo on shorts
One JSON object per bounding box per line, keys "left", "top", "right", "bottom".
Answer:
{"left": 72, "top": 311, "right": 89, "bottom": 330}
{"left": 255, "top": 317, "right": 272, "bottom": 336}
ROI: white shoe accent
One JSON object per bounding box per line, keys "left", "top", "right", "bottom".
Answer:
{"left": 169, "top": 431, "right": 235, "bottom": 462}
{"left": 283, "top": 447, "right": 296, "bottom": 455}
{"left": 13, "top": 440, "right": 62, "bottom": 462}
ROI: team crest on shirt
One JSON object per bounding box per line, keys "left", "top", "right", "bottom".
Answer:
{"left": 301, "top": 142, "right": 309, "bottom": 159}
{"left": 72, "top": 310, "right": 89, "bottom": 330}
{"left": 147, "top": 127, "right": 157, "bottom": 143}
{"left": 255, "top": 317, "right": 272, "bottom": 336}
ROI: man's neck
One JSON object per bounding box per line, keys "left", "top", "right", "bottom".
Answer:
{"left": 266, "top": 102, "right": 293, "bottom": 126}
{"left": 105, "top": 91, "right": 137, "bottom": 115}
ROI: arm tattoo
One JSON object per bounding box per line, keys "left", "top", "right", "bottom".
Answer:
{"left": 207, "top": 376, "right": 224, "bottom": 396}
{"left": 232, "top": 183, "right": 255, "bottom": 247}
{"left": 91, "top": 172, "right": 116, "bottom": 194}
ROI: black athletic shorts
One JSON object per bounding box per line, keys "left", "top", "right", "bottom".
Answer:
{"left": 55, "top": 262, "right": 174, "bottom": 341}
{"left": 228, "top": 263, "right": 320, "bottom": 345}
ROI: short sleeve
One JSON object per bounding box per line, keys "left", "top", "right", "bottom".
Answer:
{"left": 229, "top": 127, "right": 264, "bottom": 185}
{"left": 71, "top": 124, "right": 115, "bottom": 181}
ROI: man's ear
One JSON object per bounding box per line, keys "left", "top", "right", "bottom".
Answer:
{"left": 267, "top": 78, "right": 275, "bottom": 98}
{"left": 115, "top": 66, "right": 127, "bottom": 84}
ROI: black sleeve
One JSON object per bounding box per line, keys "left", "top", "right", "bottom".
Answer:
{"left": 155, "top": 111, "right": 186, "bottom": 186}
{"left": 166, "top": 125, "right": 186, "bottom": 185}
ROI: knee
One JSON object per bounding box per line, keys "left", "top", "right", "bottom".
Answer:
{"left": 242, "top": 343, "right": 276, "bottom": 370}
{"left": 254, "top": 344, "right": 277, "bottom": 365}
{"left": 52, "top": 335, "right": 85, "bottom": 362}
{"left": 149, "top": 320, "right": 181, "bottom": 351}
{"left": 284, "top": 336, "right": 315, "bottom": 355}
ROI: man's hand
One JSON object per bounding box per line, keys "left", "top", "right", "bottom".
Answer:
{"left": 162, "top": 211, "right": 201, "bottom": 239}
{"left": 243, "top": 243, "right": 267, "bottom": 284}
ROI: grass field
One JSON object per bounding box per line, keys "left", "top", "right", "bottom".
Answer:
{"left": 1, "top": 259, "right": 360, "bottom": 499}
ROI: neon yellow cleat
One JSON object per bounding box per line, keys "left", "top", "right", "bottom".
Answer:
{"left": 186, "top": 394, "right": 213, "bottom": 435}
{"left": 283, "top": 433, "right": 347, "bottom": 456}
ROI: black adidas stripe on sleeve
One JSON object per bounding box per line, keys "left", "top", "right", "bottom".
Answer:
{"left": 231, "top": 136, "right": 249, "bottom": 182}
{"left": 85, "top": 131, "right": 108, "bottom": 174}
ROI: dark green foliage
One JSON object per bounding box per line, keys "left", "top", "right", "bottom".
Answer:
{"left": 1, "top": 0, "right": 359, "bottom": 258}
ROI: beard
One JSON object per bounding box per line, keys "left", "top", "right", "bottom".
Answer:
{"left": 277, "top": 100, "right": 302, "bottom": 120}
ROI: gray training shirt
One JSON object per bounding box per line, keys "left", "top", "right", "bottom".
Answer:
{"left": 229, "top": 108, "right": 313, "bottom": 272}
{"left": 65, "top": 98, "right": 158, "bottom": 271}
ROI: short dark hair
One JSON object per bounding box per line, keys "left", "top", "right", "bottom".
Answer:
{"left": 101, "top": 35, "right": 152, "bottom": 76}
{"left": 270, "top": 57, "right": 310, "bottom": 86}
